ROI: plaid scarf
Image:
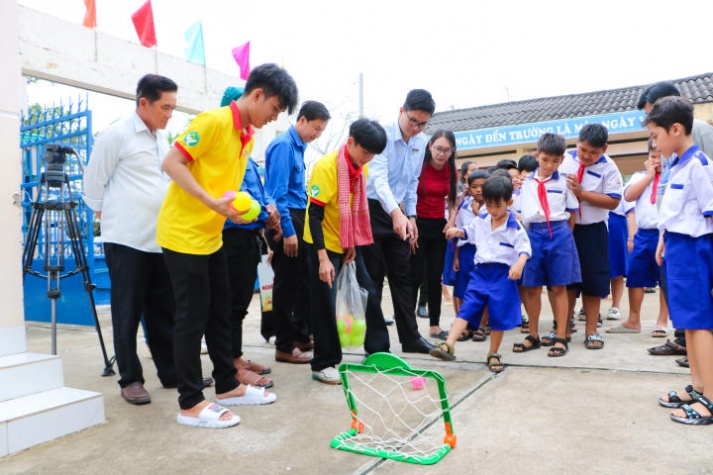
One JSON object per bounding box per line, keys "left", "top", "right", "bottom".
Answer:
{"left": 338, "top": 144, "right": 373, "bottom": 249}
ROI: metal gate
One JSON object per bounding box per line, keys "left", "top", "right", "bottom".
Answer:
{"left": 20, "top": 96, "right": 108, "bottom": 326}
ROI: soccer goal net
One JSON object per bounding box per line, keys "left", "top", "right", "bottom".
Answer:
{"left": 330, "top": 353, "right": 456, "bottom": 465}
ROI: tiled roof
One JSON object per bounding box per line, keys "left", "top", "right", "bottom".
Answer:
{"left": 426, "top": 72, "right": 713, "bottom": 133}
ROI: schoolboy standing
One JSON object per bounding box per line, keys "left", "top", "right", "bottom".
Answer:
{"left": 157, "top": 64, "right": 298, "bottom": 428}
{"left": 430, "top": 175, "right": 531, "bottom": 373}
{"left": 559, "top": 124, "right": 623, "bottom": 350}
{"left": 516, "top": 133, "right": 580, "bottom": 357}
{"left": 304, "top": 119, "right": 389, "bottom": 384}
{"left": 645, "top": 96, "right": 713, "bottom": 425}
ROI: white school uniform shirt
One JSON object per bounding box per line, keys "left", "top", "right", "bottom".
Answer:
{"left": 455, "top": 196, "right": 480, "bottom": 248}
{"left": 559, "top": 150, "right": 623, "bottom": 225}
{"left": 461, "top": 212, "right": 532, "bottom": 266}
{"left": 624, "top": 172, "right": 660, "bottom": 230}
{"left": 519, "top": 169, "right": 579, "bottom": 229}
{"left": 83, "top": 112, "right": 171, "bottom": 253}
{"left": 658, "top": 144, "right": 713, "bottom": 238}
{"left": 512, "top": 188, "right": 522, "bottom": 214}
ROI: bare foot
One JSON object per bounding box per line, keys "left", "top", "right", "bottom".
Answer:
{"left": 181, "top": 400, "right": 235, "bottom": 422}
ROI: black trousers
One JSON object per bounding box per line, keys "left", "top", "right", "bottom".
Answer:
{"left": 104, "top": 243, "right": 175, "bottom": 388}
{"left": 162, "top": 247, "right": 239, "bottom": 410}
{"left": 361, "top": 199, "right": 421, "bottom": 345}
{"left": 223, "top": 228, "right": 263, "bottom": 358}
{"left": 306, "top": 245, "right": 390, "bottom": 371}
{"left": 266, "top": 208, "right": 311, "bottom": 353}
{"left": 410, "top": 217, "right": 448, "bottom": 327}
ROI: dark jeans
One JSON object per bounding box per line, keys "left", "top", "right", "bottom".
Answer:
{"left": 162, "top": 247, "right": 239, "bottom": 410}
{"left": 104, "top": 243, "right": 175, "bottom": 388}
{"left": 361, "top": 200, "right": 421, "bottom": 345}
{"left": 410, "top": 217, "right": 447, "bottom": 327}
{"left": 266, "top": 208, "right": 311, "bottom": 353}
{"left": 306, "top": 244, "right": 390, "bottom": 371}
{"left": 223, "top": 228, "right": 263, "bottom": 358}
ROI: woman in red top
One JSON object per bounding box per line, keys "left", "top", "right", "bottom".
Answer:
{"left": 410, "top": 130, "right": 457, "bottom": 339}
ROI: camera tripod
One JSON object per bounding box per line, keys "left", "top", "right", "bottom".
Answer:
{"left": 22, "top": 145, "right": 115, "bottom": 376}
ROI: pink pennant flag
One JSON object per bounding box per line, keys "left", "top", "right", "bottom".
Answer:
{"left": 131, "top": 0, "right": 157, "bottom": 48}
{"left": 231, "top": 41, "right": 251, "bottom": 80}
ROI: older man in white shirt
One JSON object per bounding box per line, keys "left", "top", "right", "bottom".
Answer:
{"left": 83, "top": 74, "right": 178, "bottom": 405}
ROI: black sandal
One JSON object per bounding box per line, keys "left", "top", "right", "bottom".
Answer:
{"left": 670, "top": 395, "right": 713, "bottom": 425}
{"left": 513, "top": 335, "right": 541, "bottom": 353}
{"left": 658, "top": 384, "right": 702, "bottom": 408}
{"left": 457, "top": 329, "right": 474, "bottom": 342}
{"left": 429, "top": 342, "right": 456, "bottom": 361}
{"left": 547, "top": 337, "right": 569, "bottom": 357}
{"left": 584, "top": 333, "right": 605, "bottom": 350}
{"left": 472, "top": 327, "right": 488, "bottom": 342}
{"left": 486, "top": 353, "right": 504, "bottom": 373}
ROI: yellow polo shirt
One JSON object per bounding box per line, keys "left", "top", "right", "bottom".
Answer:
{"left": 157, "top": 102, "right": 253, "bottom": 255}
{"left": 303, "top": 150, "right": 368, "bottom": 254}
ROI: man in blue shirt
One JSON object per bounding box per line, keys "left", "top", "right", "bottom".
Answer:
{"left": 264, "top": 101, "right": 331, "bottom": 364}
{"left": 363, "top": 89, "right": 438, "bottom": 354}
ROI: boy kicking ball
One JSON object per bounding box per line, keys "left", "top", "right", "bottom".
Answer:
{"left": 430, "top": 175, "right": 531, "bottom": 372}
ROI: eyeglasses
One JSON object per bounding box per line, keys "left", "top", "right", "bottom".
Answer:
{"left": 432, "top": 146, "right": 453, "bottom": 156}
{"left": 404, "top": 113, "right": 429, "bottom": 128}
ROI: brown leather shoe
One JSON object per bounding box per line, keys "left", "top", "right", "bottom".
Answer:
{"left": 293, "top": 340, "right": 314, "bottom": 352}
{"left": 275, "top": 347, "right": 311, "bottom": 364}
{"left": 121, "top": 382, "right": 151, "bottom": 405}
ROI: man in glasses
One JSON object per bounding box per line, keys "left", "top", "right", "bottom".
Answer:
{"left": 363, "top": 89, "right": 437, "bottom": 354}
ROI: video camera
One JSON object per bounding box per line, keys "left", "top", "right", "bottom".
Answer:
{"left": 42, "top": 144, "right": 77, "bottom": 187}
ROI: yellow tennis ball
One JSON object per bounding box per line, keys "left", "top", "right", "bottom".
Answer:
{"left": 232, "top": 191, "right": 252, "bottom": 213}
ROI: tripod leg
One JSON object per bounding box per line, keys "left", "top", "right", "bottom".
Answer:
{"left": 65, "top": 206, "right": 116, "bottom": 376}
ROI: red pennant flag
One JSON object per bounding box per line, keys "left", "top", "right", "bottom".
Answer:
{"left": 82, "top": 0, "right": 97, "bottom": 28}
{"left": 131, "top": 0, "right": 157, "bottom": 48}
{"left": 231, "top": 42, "right": 251, "bottom": 80}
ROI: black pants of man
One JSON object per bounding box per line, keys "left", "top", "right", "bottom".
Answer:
{"left": 162, "top": 247, "right": 239, "bottom": 410}
{"left": 361, "top": 199, "right": 421, "bottom": 345}
{"left": 266, "top": 208, "right": 311, "bottom": 354}
{"left": 306, "top": 245, "right": 390, "bottom": 371}
{"left": 410, "top": 217, "right": 448, "bottom": 328}
{"left": 223, "top": 227, "right": 263, "bottom": 358}
{"left": 104, "top": 243, "right": 175, "bottom": 388}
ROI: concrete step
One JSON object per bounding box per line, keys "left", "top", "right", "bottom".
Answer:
{"left": 0, "top": 353, "right": 63, "bottom": 403}
{"left": 0, "top": 387, "right": 104, "bottom": 456}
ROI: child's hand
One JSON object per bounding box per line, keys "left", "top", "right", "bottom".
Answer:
{"left": 508, "top": 262, "right": 525, "bottom": 280}
{"left": 655, "top": 235, "right": 665, "bottom": 266}
{"left": 445, "top": 227, "right": 464, "bottom": 240}
{"left": 453, "top": 255, "right": 460, "bottom": 272}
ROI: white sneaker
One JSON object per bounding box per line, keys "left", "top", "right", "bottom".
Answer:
{"left": 607, "top": 308, "right": 622, "bottom": 320}
{"left": 312, "top": 367, "right": 342, "bottom": 385}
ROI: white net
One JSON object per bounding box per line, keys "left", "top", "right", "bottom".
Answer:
{"left": 334, "top": 363, "right": 454, "bottom": 463}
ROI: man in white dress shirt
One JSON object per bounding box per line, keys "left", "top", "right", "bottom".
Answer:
{"left": 83, "top": 74, "right": 178, "bottom": 405}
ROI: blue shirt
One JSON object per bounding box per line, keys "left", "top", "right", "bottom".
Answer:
{"left": 224, "top": 158, "right": 275, "bottom": 230}
{"left": 264, "top": 125, "right": 307, "bottom": 237}
{"left": 366, "top": 119, "right": 425, "bottom": 216}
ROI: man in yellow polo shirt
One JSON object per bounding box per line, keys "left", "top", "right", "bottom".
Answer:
{"left": 157, "top": 64, "right": 298, "bottom": 428}
{"left": 304, "top": 118, "right": 391, "bottom": 384}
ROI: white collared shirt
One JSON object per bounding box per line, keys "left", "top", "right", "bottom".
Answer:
{"left": 461, "top": 212, "right": 532, "bottom": 266}
{"left": 83, "top": 112, "right": 171, "bottom": 253}
{"left": 559, "top": 151, "right": 623, "bottom": 225}
{"left": 455, "top": 196, "right": 480, "bottom": 248}
{"left": 520, "top": 169, "right": 579, "bottom": 229}
{"left": 658, "top": 145, "right": 713, "bottom": 237}
{"left": 624, "top": 172, "right": 659, "bottom": 230}
{"left": 365, "top": 119, "right": 425, "bottom": 216}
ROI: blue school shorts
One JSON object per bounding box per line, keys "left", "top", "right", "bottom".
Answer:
{"left": 522, "top": 221, "right": 581, "bottom": 287}
{"left": 608, "top": 213, "right": 629, "bottom": 278}
{"left": 662, "top": 232, "right": 713, "bottom": 330}
{"left": 453, "top": 244, "right": 476, "bottom": 299}
{"left": 570, "top": 222, "right": 610, "bottom": 298}
{"left": 626, "top": 228, "right": 660, "bottom": 288}
{"left": 456, "top": 262, "right": 521, "bottom": 331}
{"left": 442, "top": 240, "right": 457, "bottom": 286}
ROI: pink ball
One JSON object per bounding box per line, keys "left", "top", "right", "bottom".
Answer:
{"left": 409, "top": 376, "right": 426, "bottom": 390}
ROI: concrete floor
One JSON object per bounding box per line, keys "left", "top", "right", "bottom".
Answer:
{"left": 1, "top": 287, "right": 710, "bottom": 475}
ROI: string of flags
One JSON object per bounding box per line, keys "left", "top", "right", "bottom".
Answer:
{"left": 80, "top": 0, "right": 250, "bottom": 79}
